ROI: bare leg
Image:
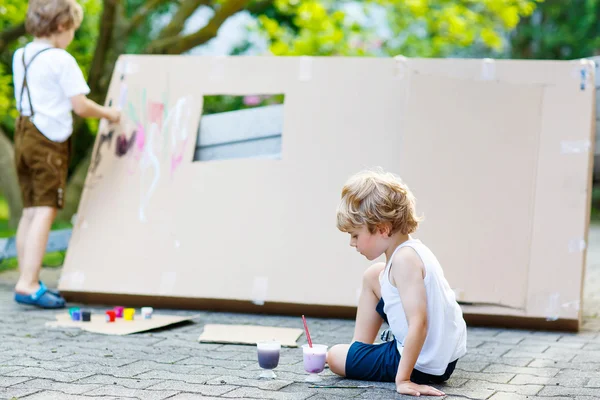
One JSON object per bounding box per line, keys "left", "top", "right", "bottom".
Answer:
{"left": 16, "top": 208, "right": 34, "bottom": 274}
{"left": 328, "top": 262, "right": 386, "bottom": 377}
{"left": 15, "top": 206, "right": 57, "bottom": 294}
{"left": 353, "top": 262, "right": 386, "bottom": 343}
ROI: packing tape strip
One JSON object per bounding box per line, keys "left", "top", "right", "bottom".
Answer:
{"left": 394, "top": 55, "right": 408, "bottom": 80}
{"left": 568, "top": 238, "right": 586, "bottom": 253}
{"left": 251, "top": 276, "right": 269, "bottom": 306}
{"left": 545, "top": 293, "right": 560, "bottom": 321}
{"left": 116, "top": 58, "right": 139, "bottom": 76}
{"left": 560, "top": 140, "right": 590, "bottom": 154}
{"left": 574, "top": 59, "right": 595, "bottom": 90}
{"left": 298, "top": 56, "right": 312, "bottom": 81}
{"left": 481, "top": 58, "right": 496, "bottom": 81}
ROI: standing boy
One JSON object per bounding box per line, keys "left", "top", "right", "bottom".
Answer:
{"left": 13, "top": 0, "right": 120, "bottom": 308}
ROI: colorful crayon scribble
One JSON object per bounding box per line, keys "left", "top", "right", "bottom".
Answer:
{"left": 90, "top": 129, "right": 114, "bottom": 174}
{"left": 91, "top": 78, "right": 196, "bottom": 223}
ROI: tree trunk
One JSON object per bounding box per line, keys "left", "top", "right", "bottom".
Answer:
{"left": 0, "top": 127, "right": 22, "bottom": 228}
{"left": 56, "top": 148, "right": 92, "bottom": 223}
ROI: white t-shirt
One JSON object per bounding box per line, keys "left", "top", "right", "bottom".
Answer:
{"left": 380, "top": 238, "right": 467, "bottom": 375}
{"left": 13, "top": 42, "right": 90, "bottom": 142}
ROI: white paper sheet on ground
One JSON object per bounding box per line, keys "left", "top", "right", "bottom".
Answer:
{"left": 46, "top": 313, "right": 197, "bottom": 335}
{"left": 198, "top": 324, "right": 304, "bottom": 347}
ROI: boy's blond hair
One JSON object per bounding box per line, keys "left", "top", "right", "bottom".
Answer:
{"left": 337, "top": 168, "right": 422, "bottom": 236}
{"left": 26, "top": 0, "right": 83, "bottom": 37}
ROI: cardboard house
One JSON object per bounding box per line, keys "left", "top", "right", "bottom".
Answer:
{"left": 59, "top": 55, "right": 596, "bottom": 331}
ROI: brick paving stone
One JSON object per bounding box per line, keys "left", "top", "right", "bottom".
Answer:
{"left": 528, "top": 359, "right": 598, "bottom": 370}
{"left": 167, "top": 395, "right": 224, "bottom": 400}
{"left": 537, "top": 385, "right": 600, "bottom": 397}
{"left": 5, "top": 367, "right": 93, "bottom": 382}
{"left": 205, "top": 375, "right": 294, "bottom": 390}
{"left": 222, "top": 386, "right": 315, "bottom": 399}
{"left": 509, "top": 373, "right": 588, "bottom": 387}
{"left": 84, "top": 385, "right": 179, "bottom": 399}
{"left": 134, "top": 370, "right": 219, "bottom": 384}
{"left": 0, "top": 386, "right": 41, "bottom": 399}
{"left": 461, "top": 379, "right": 544, "bottom": 395}
{"left": 436, "top": 386, "right": 496, "bottom": 399}
{"left": 482, "top": 364, "right": 560, "bottom": 377}
{"left": 489, "top": 394, "right": 573, "bottom": 400}
{"left": 452, "top": 370, "right": 516, "bottom": 383}
{"left": 0, "top": 376, "right": 31, "bottom": 387}
{"left": 19, "top": 390, "right": 122, "bottom": 400}
{"left": 586, "top": 378, "right": 600, "bottom": 387}
{"left": 77, "top": 374, "right": 165, "bottom": 389}
{"left": 8, "top": 378, "right": 101, "bottom": 394}
{"left": 146, "top": 380, "right": 237, "bottom": 395}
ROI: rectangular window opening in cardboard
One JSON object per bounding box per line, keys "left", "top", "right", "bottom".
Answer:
{"left": 194, "top": 94, "right": 284, "bottom": 162}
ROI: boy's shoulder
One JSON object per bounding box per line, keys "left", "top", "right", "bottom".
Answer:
{"left": 391, "top": 245, "right": 425, "bottom": 274}
{"left": 14, "top": 44, "right": 75, "bottom": 65}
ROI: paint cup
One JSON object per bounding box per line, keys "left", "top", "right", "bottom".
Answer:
{"left": 69, "top": 307, "right": 80, "bottom": 318}
{"left": 105, "top": 310, "right": 116, "bottom": 322}
{"left": 256, "top": 340, "right": 280, "bottom": 379}
{"left": 71, "top": 310, "right": 81, "bottom": 321}
{"left": 302, "top": 344, "right": 328, "bottom": 382}
{"left": 141, "top": 307, "right": 153, "bottom": 319}
{"left": 114, "top": 306, "right": 124, "bottom": 318}
{"left": 123, "top": 308, "right": 135, "bottom": 321}
{"left": 81, "top": 311, "right": 91, "bottom": 322}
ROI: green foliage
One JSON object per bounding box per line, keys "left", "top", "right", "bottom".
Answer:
{"left": 202, "top": 94, "right": 285, "bottom": 115}
{"left": 258, "top": 0, "right": 541, "bottom": 57}
{"left": 0, "top": 0, "right": 101, "bottom": 134}
{"left": 510, "top": 0, "right": 600, "bottom": 60}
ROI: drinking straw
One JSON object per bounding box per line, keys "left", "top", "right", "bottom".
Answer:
{"left": 301, "top": 315, "right": 313, "bottom": 347}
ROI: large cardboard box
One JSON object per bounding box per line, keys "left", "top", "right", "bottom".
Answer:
{"left": 59, "top": 56, "right": 595, "bottom": 331}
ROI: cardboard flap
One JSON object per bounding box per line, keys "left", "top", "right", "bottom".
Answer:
{"left": 198, "top": 324, "right": 304, "bottom": 347}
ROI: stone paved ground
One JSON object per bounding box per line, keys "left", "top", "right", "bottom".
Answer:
{"left": 1, "top": 225, "right": 599, "bottom": 400}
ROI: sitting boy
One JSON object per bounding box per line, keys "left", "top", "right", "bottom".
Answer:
{"left": 327, "top": 168, "right": 467, "bottom": 397}
{"left": 13, "top": 0, "right": 120, "bottom": 308}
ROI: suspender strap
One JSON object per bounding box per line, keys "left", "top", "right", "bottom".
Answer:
{"left": 18, "top": 45, "right": 54, "bottom": 116}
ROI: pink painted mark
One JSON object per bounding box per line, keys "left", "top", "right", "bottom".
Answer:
{"left": 170, "top": 137, "right": 189, "bottom": 176}
{"left": 148, "top": 102, "right": 164, "bottom": 127}
{"left": 136, "top": 123, "right": 146, "bottom": 152}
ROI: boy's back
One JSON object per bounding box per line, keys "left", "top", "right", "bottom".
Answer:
{"left": 13, "top": 41, "right": 90, "bottom": 143}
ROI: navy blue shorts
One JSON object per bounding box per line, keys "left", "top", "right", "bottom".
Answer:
{"left": 345, "top": 298, "right": 458, "bottom": 384}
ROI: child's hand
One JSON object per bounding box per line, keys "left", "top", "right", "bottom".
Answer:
{"left": 106, "top": 109, "right": 120, "bottom": 123}
{"left": 396, "top": 380, "right": 445, "bottom": 397}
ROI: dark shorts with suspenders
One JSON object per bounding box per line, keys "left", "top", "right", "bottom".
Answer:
{"left": 344, "top": 298, "right": 458, "bottom": 384}
{"left": 14, "top": 46, "right": 71, "bottom": 209}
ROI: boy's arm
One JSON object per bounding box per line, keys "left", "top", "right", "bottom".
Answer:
{"left": 70, "top": 94, "right": 120, "bottom": 122}
{"left": 391, "top": 248, "right": 445, "bottom": 397}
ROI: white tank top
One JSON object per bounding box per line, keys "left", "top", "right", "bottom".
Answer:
{"left": 380, "top": 238, "right": 467, "bottom": 375}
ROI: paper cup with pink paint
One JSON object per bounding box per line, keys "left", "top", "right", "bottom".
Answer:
{"left": 302, "top": 344, "right": 328, "bottom": 382}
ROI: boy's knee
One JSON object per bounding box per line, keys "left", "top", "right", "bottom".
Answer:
{"left": 327, "top": 344, "right": 350, "bottom": 377}
{"left": 363, "top": 262, "right": 386, "bottom": 286}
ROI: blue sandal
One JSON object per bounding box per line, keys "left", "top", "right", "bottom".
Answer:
{"left": 15, "top": 282, "right": 66, "bottom": 309}
{"left": 40, "top": 281, "right": 60, "bottom": 296}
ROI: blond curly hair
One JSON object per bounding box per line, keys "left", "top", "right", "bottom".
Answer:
{"left": 336, "top": 168, "right": 422, "bottom": 236}
{"left": 25, "top": 0, "right": 83, "bottom": 37}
